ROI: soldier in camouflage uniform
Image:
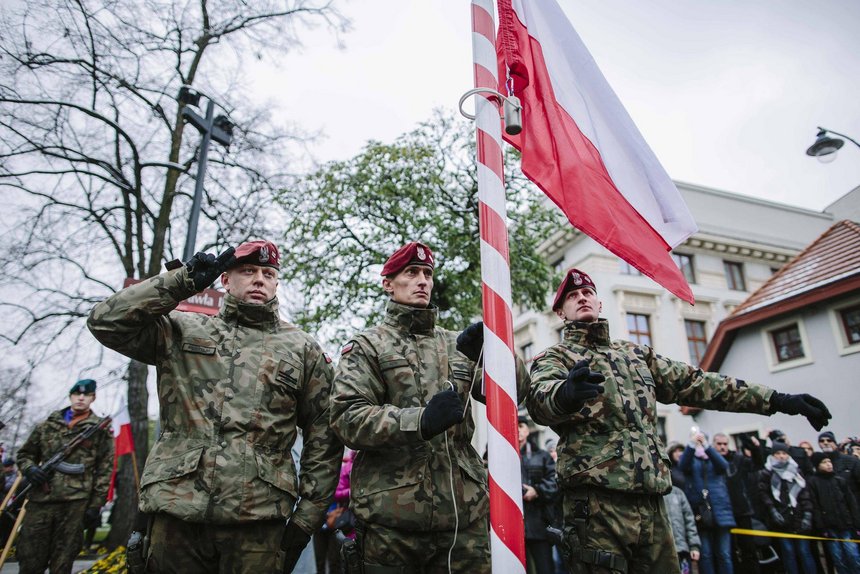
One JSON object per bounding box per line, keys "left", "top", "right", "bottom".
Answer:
{"left": 527, "top": 268, "right": 832, "bottom": 574}
{"left": 87, "top": 240, "right": 342, "bottom": 573}
{"left": 330, "top": 241, "right": 529, "bottom": 574}
{"left": 15, "top": 379, "right": 113, "bottom": 574}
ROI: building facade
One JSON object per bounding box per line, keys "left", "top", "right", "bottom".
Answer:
{"left": 694, "top": 220, "right": 860, "bottom": 446}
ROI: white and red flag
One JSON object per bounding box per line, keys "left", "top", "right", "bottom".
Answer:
{"left": 107, "top": 399, "right": 135, "bottom": 501}
{"left": 497, "top": 0, "right": 698, "bottom": 303}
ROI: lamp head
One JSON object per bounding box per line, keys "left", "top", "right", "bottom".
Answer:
{"left": 806, "top": 128, "right": 844, "bottom": 163}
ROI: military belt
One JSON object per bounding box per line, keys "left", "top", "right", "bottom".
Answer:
{"left": 363, "top": 565, "right": 406, "bottom": 574}
{"left": 579, "top": 548, "right": 628, "bottom": 573}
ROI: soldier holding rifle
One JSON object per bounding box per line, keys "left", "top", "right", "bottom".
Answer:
{"left": 13, "top": 378, "right": 113, "bottom": 574}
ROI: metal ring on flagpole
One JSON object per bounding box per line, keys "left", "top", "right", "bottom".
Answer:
{"left": 458, "top": 88, "right": 516, "bottom": 120}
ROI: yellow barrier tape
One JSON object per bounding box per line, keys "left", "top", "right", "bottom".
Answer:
{"left": 730, "top": 528, "right": 860, "bottom": 544}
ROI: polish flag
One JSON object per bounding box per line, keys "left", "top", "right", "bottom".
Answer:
{"left": 107, "top": 399, "right": 134, "bottom": 501}
{"left": 496, "top": 0, "right": 697, "bottom": 303}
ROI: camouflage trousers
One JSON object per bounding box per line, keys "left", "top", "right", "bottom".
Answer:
{"left": 359, "top": 516, "right": 490, "bottom": 574}
{"left": 145, "top": 513, "right": 284, "bottom": 574}
{"left": 17, "top": 499, "right": 88, "bottom": 574}
{"left": 561, "top": 487, "right": 678, "bottom": 574}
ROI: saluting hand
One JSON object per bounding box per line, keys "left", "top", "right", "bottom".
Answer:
{"left": 185, "top": 246, "right": 236, "bottom": 291}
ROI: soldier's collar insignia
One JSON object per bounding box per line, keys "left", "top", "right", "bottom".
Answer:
{"left": 324, "top": 353, "right": 332, "bottom": 364}
{"left": 341, "top": 342, "right": 354, "bottom": 355}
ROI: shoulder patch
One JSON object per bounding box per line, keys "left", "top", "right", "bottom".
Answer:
{"left": 341, "top": 342, "right": 354, "bottom": 355}
{"left": 323, "top": 353, "right": 333, "bottom": 364}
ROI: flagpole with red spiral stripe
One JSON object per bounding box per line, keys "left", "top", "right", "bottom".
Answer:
{"left": 469, "top": 0, "right": 526, "bottom": 571}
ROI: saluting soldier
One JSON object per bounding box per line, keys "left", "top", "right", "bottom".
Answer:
{"left": 329, "top": 241, "right": 530, "bottom": 574}
{"left": 87, "top": 240, "right": 342, "bottom": 573}
{"left": 527, "top": 268, "right": 832, "bottom": 573}
{"left": 15, "top": 379, "right": 113, "bottom": 574}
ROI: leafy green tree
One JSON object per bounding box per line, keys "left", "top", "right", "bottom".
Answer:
{"left": 278, "top": 110, "right": 561, "bottom": 342}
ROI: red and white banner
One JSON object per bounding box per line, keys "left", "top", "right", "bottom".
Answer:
{"left": 107, "top": 399, "right": 135, "bottom": 501}
{"left": 111, "top": 400, "right": 134, "bottom": 457}
{"left": 497, "top": 0, "right": 698, "bottom": 303}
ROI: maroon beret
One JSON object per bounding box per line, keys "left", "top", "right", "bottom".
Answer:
{"left": 380, "top": 242, "right": 434, "bottom": 277}
{"left": 552, "top": 268, "right": 596, "bottom": 310}
{"left": 231, "top": 240, "right": 280, "bottom": 269}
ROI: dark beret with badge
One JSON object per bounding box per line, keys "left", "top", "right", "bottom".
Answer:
{"left": 230, "top": 240, "right": 280, "bottom": 269}
{"left": 69, "top": 379, "right": 97, "bottom": 395}
{"left": 552, "top": 267, "right": 597, "bottom": 310}
{"left": 380, "top": 241, "right": 434, "bottom": 277}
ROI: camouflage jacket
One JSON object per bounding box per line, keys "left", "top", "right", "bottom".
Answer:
{"left": 330, "top": 301, "right": 529, "bottom": 531}
{"left": 16, "top": 409, "right": 113, "bottom": 506}
{"left": 527, "top": 319, "right": 774, "bottom": 495}
{"left": 87, "top": 268, "right": 342, "bottom": 530}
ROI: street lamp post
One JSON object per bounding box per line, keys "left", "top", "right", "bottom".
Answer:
{"left": 805, "top": 127, "right": 860, "bottom": 164}
{"left": 178, "top": 86, "right": 234, "bottom": 261}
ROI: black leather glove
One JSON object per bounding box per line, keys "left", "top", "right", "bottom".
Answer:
{"left": 800, "top": 511, "right": 812, "bottom": 532}
{"left": 769, "top": 507, "right": 786, "bottom": 527}
{"left": 420, "top": 389, "right": 465, "bottom": 439}
{"left": 24, "top": 465, "right": 49, "bottom": 486}
{"left": 456, "top": 321, "right": 484, "bottom": 362}
{"left": 280, "top": 521, "right": 311, "bottom": 573}
{"left": 185, "top": 246, "right": 236, "bottom": 291}
{"left": 556, "top": 359, "right": 605, "bottom": 413}
{"left": 769, "top": 392, "right": 831, "bottom": 431}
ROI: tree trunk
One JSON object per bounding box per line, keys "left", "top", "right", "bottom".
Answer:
{"left": 105, "top": 359, "right": 149, "bottom": 549}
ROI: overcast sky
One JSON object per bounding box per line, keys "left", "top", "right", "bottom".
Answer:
{"left": 249, "top": 0, "right": 860, "bottom": 213}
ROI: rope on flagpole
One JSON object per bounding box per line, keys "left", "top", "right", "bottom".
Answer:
{"left": 467, "top": 0, "right": 526, "bottom": 571}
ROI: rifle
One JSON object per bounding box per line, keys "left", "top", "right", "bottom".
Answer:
{"left": 4, "top": 416, "right": 112, "bottom": 517}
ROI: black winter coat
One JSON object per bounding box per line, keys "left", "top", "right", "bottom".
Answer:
{"left": 757, "top": 468, "right": 813, "bottom": 533}
{"left": 832, "top": 452, "right": 860, "bottom": 502}
{"left": 807, "top": 473, "right": 859, "bottom": 532}
{"left": 520, "top": 442, "right": 558, "bottom": 540}
{"left": 723, "top": 451, "right": 756, "bottom": 518}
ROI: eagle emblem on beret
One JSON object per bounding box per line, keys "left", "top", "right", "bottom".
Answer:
{"left": 572, "top": 271, "right": 582, "bottom": 285}
{"left": 259, "top": 245, "right": 269, "bottom": 263}
{"left": 417, "top": 246, "right": 426, "bottom": 260}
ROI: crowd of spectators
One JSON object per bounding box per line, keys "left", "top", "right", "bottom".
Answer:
{"left": 666, "top": 427, "right": 860, "bottom": 574}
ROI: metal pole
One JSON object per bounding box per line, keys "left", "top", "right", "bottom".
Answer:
{"left": 182, "top": 99, "right": 215, "bottom": 262}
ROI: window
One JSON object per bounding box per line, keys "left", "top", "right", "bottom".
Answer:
{"left": 551, "top": 258, "right": 565, "bottom": 273}
{"left": 673, "top": 253, "right": 695, "bottom": 284}
{"left": 840, "top": 305, "right": 860, "bottom": 345}
{"left": 520, "top": 343, "right": 535, "bottom": 363}
{"left": 724, "top": 261, "right": 746, "bottom": 291}
{"left": 685, "top": 320, "right": 708, "bottom": 365}
{"left": 771, "top": 324, "right": 804, "bottom": 362}
{"left": 619, "top": 260, "right": 642, "bottom": 276}
{"left": 626, "top": 313, "right": 651, "bottom": 346}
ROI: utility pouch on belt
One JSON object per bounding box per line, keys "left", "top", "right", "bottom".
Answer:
{"left": 126, "top": 513, "right": 152, "bottom": 574}
{"left": 126, "top": 531, "right": 146, "bottom": 574}
{"left": 337, "top": 530, "right": 363, "bottom": 574}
